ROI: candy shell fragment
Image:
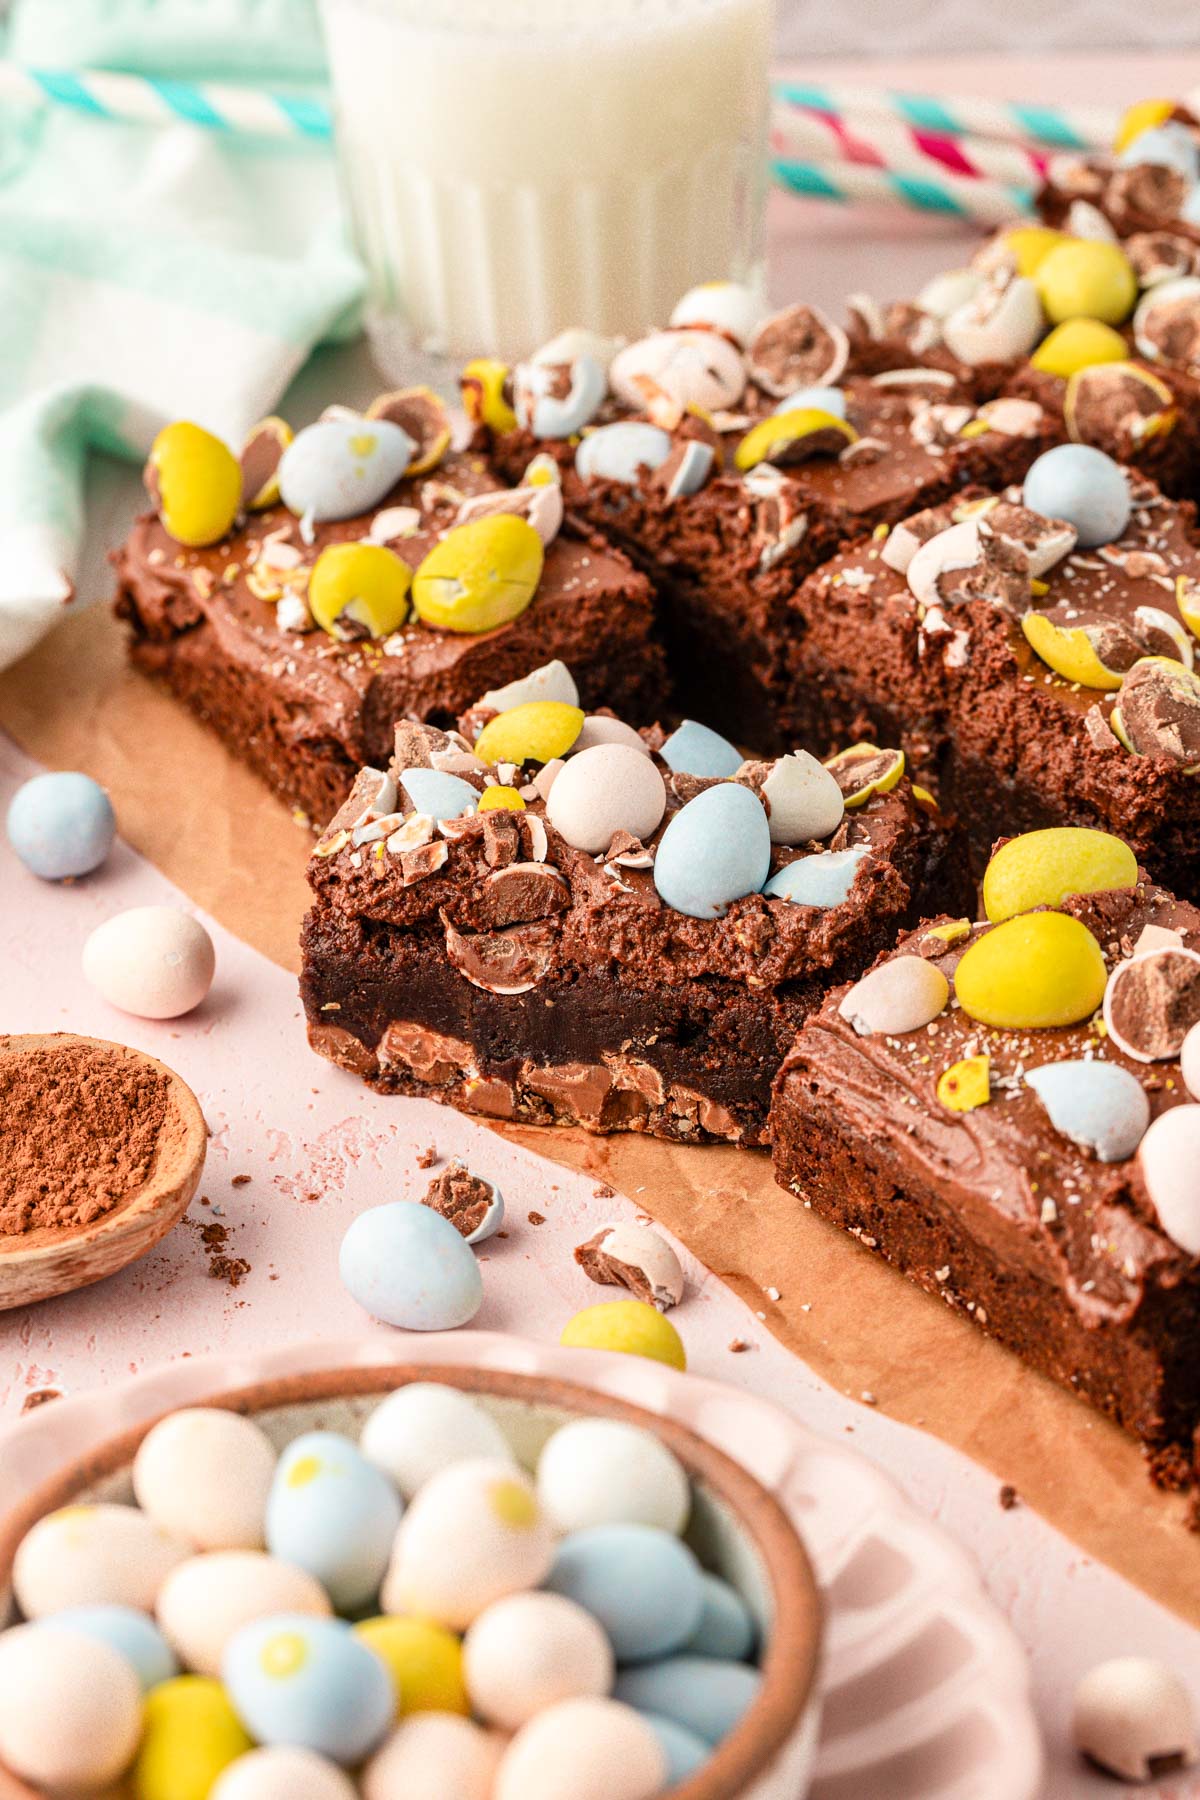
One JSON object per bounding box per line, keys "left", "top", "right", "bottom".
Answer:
{"left": 937, "top": 1054, "right": 990, "bottom": 1113}
{"left": 839, "top": 956, "right": 950, "bottom": 1037}
{"left": 366, "top": 387, "right": 451, "bottom": 475}
{"left": 982, "top": 828, "right": 1138, "bottom": 923}
{"left": 1111, "top": 657, "right": 1200, "bottom": 767}
{"left": 734, "top": 407, "right": 856, "bottom": 472}
{"left": 762, "top": 846, "right": 868, "bottom": 908}
{"left": 824, "top": 743, "right": 905, "bottom": 807}
{"left": 575, "top": 421, "right": 673, "bottom": 486}
{"left": 761, "top": 751, "right": 844, "bottom": 843}
{"left": 513, "top": 356, "right": 606, "bottom": 439}
{"left": 954, "top": 913, "right": 1107, "bottom": 1030}
{"left": 1026, "top": 1060, "right": 1150, "bottom": 1162}
{"left": 659, "top": 719, "right": 742, "bottom": 779}
{"left": 240, "top": 417, "right": 293, "bottom": 510}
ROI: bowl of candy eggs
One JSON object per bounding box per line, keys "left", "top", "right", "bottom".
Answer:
{"left": 0, "top": 1359, "right": 822, "bottom": 1800}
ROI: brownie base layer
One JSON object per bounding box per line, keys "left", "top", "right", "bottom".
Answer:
{"left": 771, "top": 1075, "right": 1200, "bottom": 1449}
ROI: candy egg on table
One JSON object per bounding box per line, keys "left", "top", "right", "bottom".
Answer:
{"left": 536, "top": 1417, "right": 690, "bottom": 1535}
{"left": 411, "top": 516, "right": 544, "bottom": 633}
{"left": 561, "top": 1299, "right": 687, "bottom": 1369}
{"left": 13, "top": 1500, "right": 189, "bottom": 1617}
{"left": 382, "top": 1458, "right": 553, "bottom": 1630}
{"left": 642, "top": 1710, "right": 710, "bottom": 1782}
{"left": 575, "top": 1220, "right": 685, "bottom": 1310}
{"left": 494, "top": 1696, "right": 667, "bottom": 1800}
{"left": 265, "top": 1430, "right": 402, "bottom": 1612}
{"left": 1073, "top": 1655, "right": 1198, "bottom": 1782}
{"left": 614, "top": 1654, "right": 762, "bottom": 1744}
{"left": 362, "top": 1713, "right": 502, "bottom": 1800}
{"left": 544, "top": 1523, "right": 704, "bottom": 1664}
{"left": 575, "top": 421, "right": 673, "bottom": 486}
{"left": 134, "top": 1674, "right": 253, "bottom": 1800}
{"left": 156, "top": 1550, "right": 332, "bottom": 1676}
{"left": 359, "top": 1382, "right": 516, "bottom": 1498}
{"left": 54, "top": 1602, "right": 179, "bottom": 1690}
{"left": 545, "top": 742, "right": 666, "bottom": 853}
{"left": 222, "top": 1614, "right": 394, "bottom": 1764}
{"left": 463, "top": 1591, "right": 614, "bottom": 1729}
{"left": 145, "top": 421, "right": 243, "bottom": 548}
{"left": 0, "top": 1622, "right": 142, "bottom": 1790}
{"left": 954, "top": 913, "right": 1108, "bottom": 1030}
{"left": 6, "top": 770, "right": 116, "bottom": 880}
{"left": 133, "top": 1407, "right": 278, "bottom": 1551}
{"left": 354, "top": 1614, "right": 470, "bottom": 1717}
{"left": 278, "top": 418, "right": 415, "bottom": 523}
{"left": 653, "top": 781, "right": 771, "bottom": 919}
{"left": 211, "top": 1746, "right": 358, "bottom": 1800}
{"left": 1023, "top": 444, "right": 1131, "bottom": 548}
{"left": 660, "top": 719, "right": 742, "bottom": 779}
{"left": 684, "top": 1572, "right": 757, "bottom": 1662}
{"left": 340, "top": 1201, "right": 483, "bottom": 1330}
{"left": 82, "top": 906, "right": 216, "bottom": 1020}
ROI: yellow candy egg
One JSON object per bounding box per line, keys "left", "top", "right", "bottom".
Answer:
{"left": 1029, "top": 320, "right": 1129, "bottom": 378}
{"left": 937, "top": 1054, "right": 991, "bottom": 1113}
{"left": 308, "top": 542, "right": 412, "bottom": 640}
{"left": 560, "top": 1300, "right": 686, "bottom": 1371}
{"left": 1113, "top": 97, "right": 1175, "bottom": 153}
{"left": 134, "top": 1676, "right": 252, "bottom": 1800}
{"left": 1176, "top": 574, "right": 1200, "bottom": 642}
{"left": 1034, "top": 241, "right": 1137, "bottom": 326}
{"left": 474, "top": 701, "right": 584, "bottom": 766}
{"left": 461, "top": 360, "right": 517, "bottom": 435}
{"left": 354, "top": 1616, "right": 470, "bottom": 1718}
{"left": 146, "top": 422, "right": 242, "bottom": 548}
{"left": 983, "top": 827, "right": 1137, "bottom": 923}
{"left": 1021, "top": 610, "right": 1125, "bottom": 690}
{"left": 412, "top": 517, "right": 544, "bottom": 634}
{"left": 477, "top": 786, "right": 527, "bottom": 812}
{"left": 954, "top": 912, "right": 1108, "bottom": 1030}
{"left": 1000, "top": 225, "right": 1068, "bottom": 277}
{"left": 734, "top": 408, "right": 857, "bottom": 473}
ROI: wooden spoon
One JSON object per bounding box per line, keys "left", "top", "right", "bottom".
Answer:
{"left": 0, "top": 1034, "right": 206, "bottom": 1310}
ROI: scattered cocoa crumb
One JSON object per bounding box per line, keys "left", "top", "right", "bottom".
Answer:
{"left": 527, "top": 1211, "right": 547, "bottom": 1226}
{"left": 21, "top": 1389, "right": 62, "bottom": 1412}
{"left": 1148, "top": 1442, "right": 1193, "bottom": 1493}
{"left": 727, "top": 1339, "right": 752, "bottom": 1354}
{"left": 416, "top": 1144, "right": 439, "bottom": 1169}
{"left": 231, "top": 1174, "right": 252, "bottom": 1187}
{"left": 421, "top": 1162, "right": 495, "bottom": 1239}
{"left": 593, "top": 1183, "right": 615, "bottom": 1200}
{"left": 999, "top": 1484, "right": 1020, "bottom": 1511}
{"left": 188, "top": 1217, "right": 250, "bottom": 1288}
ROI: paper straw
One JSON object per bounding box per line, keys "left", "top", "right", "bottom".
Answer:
{"left": 775, "top": 79, "right": 1118, "bottom": 153}
{"left": 772, "top": 104, "right": 1052, "bottom": 189}
{"left": 772, "top": 155, "right": 1035, "bottom": 225}
{"left": 0, "top": 61, "right": 332, "bottom": 139}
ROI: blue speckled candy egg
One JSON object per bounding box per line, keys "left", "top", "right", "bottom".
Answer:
{"left": 683, "top": 1573, "right": 757, "bottom": 1662}
{"left": 762, "top": 845, "right": 869, "bottom": 908}
{"left": 6, "top": 772, "right": 115, "bottom": 880}
{"left": 614, "top": 1655, "right": 762, "bottom": 1744}
{"left": 544, "top": 1524, "right": 703, "bottom": 1664}
{"left": 1025, "top": 1061, "right": 1150, "bottom": 1163}
{"left": 1023, "top": 444, "right": 1130, "bottom": 548}
{"left": 773, "top": 385, "right": 846, "bottom": 418}
{"left": 278, "top": 419, "right": 415, "bottom": 523}
{"left": 653, "top": 783, "right": 771, "bottom": 920}
{"left": 659, "top": 721, "right": 742, "bottom": 780}
{"left": 54, "top": 1604, "right": 178, "bottom": 1692}
{"left": 265, "top": 1432, "right": 401, "bottom": 1613}
{"left": 399, "top": 768, "right": 479, "bottom": 821}
{"left": 223, "top": 1615, "right": 393, "bottom": 1765}
{"left": 640, "top": 1711, "right": 710, "bottom": 1782}
{"left": 575, "top": 422, "right": 672, "bottom": 486}
{"left": 340, "top": 1201, "right": 483, "bottom": 1330}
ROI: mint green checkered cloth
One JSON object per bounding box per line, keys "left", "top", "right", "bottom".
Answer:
{"left": 0, "top": 0, "right": 364, "bottom": 667}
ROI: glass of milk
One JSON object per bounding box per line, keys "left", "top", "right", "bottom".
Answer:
{"left": 320, "top": 0, "right": 773, "bottom": 365}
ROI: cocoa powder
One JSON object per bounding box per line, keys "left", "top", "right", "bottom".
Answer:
{"left": 0, "top": 1041, "right": 172, "bottom": 1235}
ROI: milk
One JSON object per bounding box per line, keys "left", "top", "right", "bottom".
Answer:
{"left": 321, "top": 0, "right": 773, "bottom": 362}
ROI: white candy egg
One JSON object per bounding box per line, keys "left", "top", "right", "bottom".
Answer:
{"left": 839, "top": 956, "right": 950, "bottom": 1036}
{"left": 82, "top": 905, "right": 215, "bottom": 1019}
{"left": 1139, "top": 1104, "right": 1200, "bottom": 1255}
{"left": 156, "top": 1550, "right": 332, "bottom": 1676}
{"left": 494, "top": 1697, "right": 667, "bottom": 1800}
{"left": 546, "top": 744, "right": 666, "bottom": 854}
{"left": 464, "top": 1592, "right": 614, "bottom": 1730}
{"left": 212, "top": 1747, "right": 358, "bottom": 1800}
{"left": 537, "top": 1418, "right": 690, "bottom": 1536}
{"left": 1182, "top": 1020, "right": 1200, "bottom": 1099}
{"left": 0, "top": 1623, "right": 142, "bottom": 1790}
{"left": 916, "top": 267, "right": 985, "bottom": 320}
{"left": 362, "top": 1714, "right": 502, "bottom": 1800}
{"left": 761, "top": 752, "right": 845, "bottom": 844}
{"left": 943, "top": 275, "right": 1044, "bottom": 366}
{"left": 134, "top": 1407, "right": 278, "bottom": 1551}
{"left": 610, "top": 330, "right": 746, "bottom": 415}
{"left": 14, "top": 1502, "right": 189, "bottom": 1618}
{"left": 382, "top": 1459, "right": 554, "bottom": 1631}
{"left": 669, "top": 281, "right": 764, "bottom": 347}
{"left": 360, "top": 1383, "right": 516, "bottom": 1500}
{"left": 479, "top": 661, "right": 580, "bottom": 713}
{"left": 1073, "top": 1656, "right": 1199, "bottom": 1782}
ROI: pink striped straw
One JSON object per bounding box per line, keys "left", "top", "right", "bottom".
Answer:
{"left": 773, "top": 104, "right": 1052, "bottom": 191}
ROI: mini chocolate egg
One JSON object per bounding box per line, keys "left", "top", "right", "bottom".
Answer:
{"left": 134, "top": 1407, "right": 278, "bottom": 1551}
{"left": 411, "top": 516, "right": 544, "bottom": 633}
{"left": 156, "top": 1550, "right": 332, "bottom": 1676}
{"left": 479, "top": 660, "right": 580, "bottom": 713}
{"left": 763, "top": 845, "right": 869, "bottom": 908}
{"left": 82, "top": 906, "right": 215, "bottom": 1019}
{"left": 772, "top": 384, "right": 847, "bottom": 418}
{"left": 574, "top": 1220, "right": 684, "bottom": 1310}
{"left": 575, "top": 422, "right": 673, "bottom": 486}
{"left": 494, "top": 1696, "right": 667, "bottom": 1800}
{"left": 513, "top": 355, "right": 606, "bottom": 438}
{"left": 1116, "top": 120, "right": 1200, "bottom": 180}
{"left": 684, "top": 1573, "right": 757, "bottom": 1662}
{"left": 6, "top": 771, "right": 115, "bottom": 880}
{"left": 1034, "top": 240, "right": 1137, "bottom": 326}
{"left": 653, "top": 782, "right": 771, "bottom": 919}
{"left": 614, "top": 1655, "right": 761, "bottom": 1744}
{"left": 308, "top": 542, "right": 412, "bottom": 640}
{"left": 146, "top": 421, "right": 243, "bottom": 547}
{"left": 669, "top": 280, "right": 763, "bottom": 347}
{"left": 536, "top": 1418, "right": 690, "bottom": 1536}
{"left": 340, "top": 1201, "right": 483, "bottom": 1330}
{"left": 1182, "top": 1020, "right": 1200, "bottom": 1098}
{"left": 474, "top": 700, "right": 585, "bottom": 766}
{"left": 760, "top": 751, "right": 844, "bottom": 844}
{"left": 212, "top": 1746, "right": 357, "bottom": 1800}
{"left": 362, "top": 1714, "right": 502, "bottom": 1800}
{"left": 55, "top": 1602, "right": 179, "bottom": 1690}
{"left": 571, "top": 714, "right": 652, "bottom": 755}
{"left": 641, "top": 1710, "right": 710, "bottom": 1781}
{"left": 354, "top": 1615, "right": 469, "bottom": 1717}
{"left": 546, "top": 742, "right": 666, "bottom": 853}
{"left": 1073, "top": 1656, "right": 1198, "bottom": 1782}
{"left": 660, "top": 720, "right": 742, "bottom": 779}
{"left": 982, "top": 827, "right": 1138, "bottom": 924}
{"left": 360, "top": 1383, "right": 516, "bottom": 1499}
{"left": 1103, "top": 946, "right": 1200, "bottom": 1062}
{"left": 838, "top": 956, "right": 950, "bottom": 1036}
{"left": 382, "top": 1458, "right": 553, "bottom": 1631}
{"left": 1025, "top": 1061, "right": 1151, "bottom": 1162}
{"left": 1139, "top": 1104, "right": 1200, "bottom": 1254}
{"left": 14, "top": 1501, "right": 189, "bottom": 1618}
{"left": 0, "top": 1623, "right": 142, "bottom": 1790}
{"left": 610, "top": 330, "right": 746, "bottom": 417}
{"left": 265, "top": 1431, "right": 402, "bottom": 1612}
{"left": 1133, "top": 276, "right": 1200, "bottom": 363}
{"left": 134, "top": 1674, "right": 252, "bottom": 1800}
{"left": 399, "top": 767, "right": 479, "bottom": 821}
{"left": 1023, "top": 443, "right": 1131, "bottom": 548}
{"left": 463, "top": 1591, "right": 614, "bottom": 1729}
{"left": 278, "top": 418, "right": 415, "bottom": 523}
{"left": 560, "top": 1299, "right": 686, "bottom": 1368}
{"left": 943, "top": 275, "right": 1044, "bottom": 367}
{"left": 222, "top": 1615, "right": 394, "bottom": 1763}
{"left": 955, "top": 913, "right": 1107, "bottom": 1030}
{"left": 545, "top": 1524, "right": 704, "bottom": 1664}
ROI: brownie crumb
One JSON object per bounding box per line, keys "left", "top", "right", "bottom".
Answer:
{"left": 999, "top": 1483, "right": 1020, "bottom": 1511}
{"left": 416, "top": 1144, "right": 439, "bottom": 1169}
{"left": 728, "top": 1338, "right": 752, "bottom": 1354}
{"left": 21, "top": 1389, "right": 62, "bottom": 1413}
{"left": 527, "top": 1211, "right": 547, "bottom": 1226}
{"left": 593, "top": 1183, "right": 616, "bottom": 1200}
{"left": 421, "top": 1162, "right": 495, "bottom": 1239}
{"left": 189, "top": 1217, "right": 251, "bottom": 1288}
{"left": 231, "top": 1174, "right": 252, "bottom": 1187}
{"left": 1148, "top": 1442, "right": 1194, "bottom": 1493}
